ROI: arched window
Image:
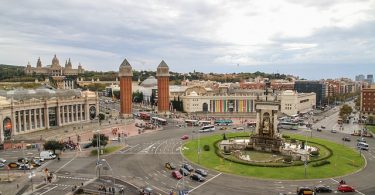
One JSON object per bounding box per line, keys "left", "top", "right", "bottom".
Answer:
{"left": 3, "top": 117, "right": 12, "bottom": 140}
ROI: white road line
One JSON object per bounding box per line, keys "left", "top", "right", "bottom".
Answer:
{"left": 119, "top": 144, "right": 139, "bottom": 153}
{"left": 151, "top": 184, "right": 168, "bottom": 194}
{"left": 155, "top": 140, "right": 167, "bottom": 154}
{"left": 330, "top": 178, "right": 339, "bottom": 183}
{"left": 188, "top": 173, "right": 222, "bottom": 193}
{"left": 38, "top": 185, "right": 58, "bottom": 195}
{"left": 55, "top": 152, "right": 78, "bottom": 173}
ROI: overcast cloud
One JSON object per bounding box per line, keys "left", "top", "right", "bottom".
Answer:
{"left": 0, "top": 0, "right": 374, "bottom": 79}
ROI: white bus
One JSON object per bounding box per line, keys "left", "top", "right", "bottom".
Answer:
{"left": 278, "top": 122, "right": 299, "bottom": 130}
{"left": 151, "top": 117, "right": 167, "bottom": 125}
{"left": 199, "top": 125, "right": 215, "bottom": 132}
{"left": 198, "top": 120, "right": 211, "bottom": 126}
{"left": 185, "top": 119, "right": 198, "bottom": 126}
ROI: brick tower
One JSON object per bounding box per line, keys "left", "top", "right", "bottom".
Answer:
{"left": 119, "top": 58, "right": 133, "bottom": 118}
{"left": 156, "top": 60, "right": 170, "bottom": 114}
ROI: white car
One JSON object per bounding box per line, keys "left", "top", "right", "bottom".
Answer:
{"left": 236, "top": 127, "right": 245, "bottom": 130}
{"left": 0, "top": 158, "right": 6, "bottom": 163}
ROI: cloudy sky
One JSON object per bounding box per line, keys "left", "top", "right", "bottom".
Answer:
{"left": 0, "top": 0, "right": 374, "bottom": 79}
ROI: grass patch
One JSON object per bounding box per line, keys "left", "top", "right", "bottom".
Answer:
{"left": 182, "top": 132, "right": 365, "bottom": 180}
{"left": 366, "top": 125, "right": 375, "bottom": 134}
{"left": 91, "top": 145, "right": 123, "bottom": 155}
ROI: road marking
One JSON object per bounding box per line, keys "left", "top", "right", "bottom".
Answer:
{"left": 55, "top": 152, "right": 78, "bottom": 173}
{"left": 330, "top": 178, "right": 339, "bottom": 183}
{"left": 188, "top": 173, "right": 222, "bottom": 193}
{"left": 38, "top": 185, "right": 58, "bottom": 195}
{"left": 119, "top": 144, "right": 139, "bottom": 153}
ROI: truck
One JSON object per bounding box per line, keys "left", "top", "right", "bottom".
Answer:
{"left": 40, "top": 151, "right": 56, "bottom": 160}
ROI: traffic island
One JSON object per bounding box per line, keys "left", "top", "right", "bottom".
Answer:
{"left": 181, "top": 132, "right": 365, "bottom": 180}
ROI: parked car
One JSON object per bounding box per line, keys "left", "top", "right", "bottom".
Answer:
{"left": 179, "top": 168, "right": 190, "bottom": 176}
{"left": 0, "top": 163, "right": 5, "bottom": 168}
{"left": 0, "top": 158, "right": 6, "bottom": 163}
{"left": 165, "top": 162, "right": 176, "bottom": 170}
{"left": 296, "top": 187, "right": 315, "bottom": 195}
{"left": 8, "top": 162, "right": 19, "bottom": 168}
{"left": 17, "top": 157, "right": 29, "bottom": 164}
{"left": 342, "top": 137, "right": 351, "bottom": 142}
{"left": 314, "top": 185, "right": 332, "bottom": 193}
{"left": 195, "top": 169, "right": 208, "bottom": 177}
{"left": 357, "top": 137, "right": 366, "bottom": 143}
{"left": 236, "top": 127, "right": 245, "bottom": 130}
{"left": 172, "top": 170, "right": 183, "bottom": 180}
{"left": 182, "top": 163, "right": 194, "bottom": 172}
{"left": 331, "top": 129, "right": 337, "bottom": 133}
{"left": 33, "top": 157, "right": 44, "bottom": 162}
{"left": 321, "top": 126, "right": 326, "bottom": 129}
{"left": 337, "top": 184, "right": 355, "bottom": 192}
{"left": 31, "top": 159, "right": 42, "bottom": 167}
{"left": 180, "top": 135, "right": 189, "bottom": 140}
{"left": 18, "top": 164, "right": 33, "bottom": 170}
{"left": 190, "top": 173, "right": 205, "bottom": 182}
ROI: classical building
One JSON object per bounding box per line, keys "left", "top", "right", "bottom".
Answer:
{"left": 280, "top": 90, "right": 316, "bottom": 116}
{"left": 156, "top": 60, "right": 170, "bottom": 114}
{"left": 0, "top": 89, "right": 99, "bottom": 144}
{"left": 119, "top": 59, "right": 133, "bottom": 118}
{"left": 25, "top": 55, "right": 84, "bottom": 76}
{"left": 360, "top": 85, "right": 375, "bottom": 116}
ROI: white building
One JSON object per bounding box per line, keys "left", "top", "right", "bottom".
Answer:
{"left": 280, "top": 90, "right": 316, "bottom": 116}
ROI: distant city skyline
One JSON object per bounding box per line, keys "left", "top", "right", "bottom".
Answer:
{"left": 0, "top": 0, "right": 374, "bottom": 80}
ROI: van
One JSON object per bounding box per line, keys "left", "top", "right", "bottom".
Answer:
{"left": 357, "top": 142, "right": 369, "bottom": 150}
{"left": 40, "top": 151, "right": 56, "bottom": 160}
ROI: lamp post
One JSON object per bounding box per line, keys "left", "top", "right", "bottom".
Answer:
{"left": 101, "top": 159, "right": 115, "bottom": 192}
{"left": 21, "top": 141, "right": 25, "bottom": 173}
{"left": 93, "top": 129, "right": 101, "bottom": 179}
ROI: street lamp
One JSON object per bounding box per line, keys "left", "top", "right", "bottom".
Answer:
{"left": 93, "top": 129, "right": 101, "bottom": 179}
{"left": 101, "top": 159, "right": 115, "bottom": 192}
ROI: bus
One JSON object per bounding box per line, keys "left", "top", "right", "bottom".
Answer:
{"left": 278, "top": 122, "right": 298, "bottom": 130}
{"left": 199, "top": 125, "right": 215, "bottom": 132}
{"left": 185, "top": 119, "right": 198, "bottom": 126}
{"left": 140, "top": 112, "right": 151, "bottom": 120}
{"left": 247, "top": 121, "right": 256, "bottom": 127}
{"left": 151, "top": 117, "right": 167, "bottom": 125}
{"left": 198, "top": 120, "right": 211, "bottom": 126}
{"left": 214, "top": 119, "right": 233, "bottom": 126}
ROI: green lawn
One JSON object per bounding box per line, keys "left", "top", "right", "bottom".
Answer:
{"left": 366, "top": 125, "right": 375, "bottom": 134}
{"left": 91, "top": 145, "right": 123, "bottom": 155}
{"left": 182, "top": 133, "right": 365, "bottom": 180}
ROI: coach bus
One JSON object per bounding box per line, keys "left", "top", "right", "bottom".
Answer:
{"left": 199, "top": 125, "right": 216, "bottom": 132}
{"left": 214, "top": 119, "right": 233, "bottom": 126}
{"left": 198, "top": 120, "right": 211, "bottom": 126}
{"left": 151, "top": 117, "right": 167, "bottom": 125}
{"left": 185, "top": 119, "right": 199, "bottom": 126}
{"left": 278, "top": 122, "right": 299, "bottom": 130}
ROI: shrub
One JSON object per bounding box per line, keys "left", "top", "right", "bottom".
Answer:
{"left": 283, "top": 156, "right": 293, "bottom": 163}
{"left": 282, "top": 134, "right": 290, "bottom": 139}
{"left": 312, "top": 160, "right": 330, "bottom": 167}
{"left": 290, "top": 138, "right": 297, "bottom": 143}
{"left": 203, "top": 145, "right": 210, "bottom": 151}
{"left": 310, "top": 150, "right": 320, "bottom": 157}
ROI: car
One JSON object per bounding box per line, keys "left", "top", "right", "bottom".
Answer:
{"left": 357, "top": 137, "right": 366, "bottom": 143}
{"left": 190, "top": 173, "right": 205, "bottom": 182}
{"left": 195, "top": 169, "right": 208, "bottom": 177}
{"left": 180, "top": 135, "right": 189, "bottom": 140}
{"left": 179, "top": 168, "right": 190, "bottom": 176}
{"left": 83, "top": 143, "right": 93, "bottom": 149}
{"left": 321, "top": 126, "right": 326, "bottom": 129}
{"left": 236, "top": 127, "right": 245, "bottom": 130}
{"left": 31, "top": 159, "right": 42, "bottom": 167}
{"left": 296, "top": 187, "right": 315, "bottom": 195}
{"left": 17, "top": 157, "right": 29, "bottom": 164}
{"left": 337, "top": 184, "right": 355, "bottom": 192}
{"left": 8, "top": 162, "right": 19, "bottom": 168}
{"left": 0, "top": 163, "right": 5, "bottom": 168}
{"left": 33, "top": 157, "right": 45, "bottom": 162}
{"left": 165, "top": 162, "right": 176, "bottom": 170}
{"left": 18, "top": 164, "right": 32, "bottom": 170}
{"left": 330, "top": 129, "right": 337, "bottom": 133}
{"left": 172, "top": 170, "right": 183, "bottom": 180}
{"left": 0, "top": 158, "right": 6, "bottom": 163}
{"left": 182, "top": 163, "right": 194, "bottom": 172}
{"left": 314, "top": 185, "right": 332, "bottom": 193}
{"left": 139, "top": 186, "right": 153, "bottom": 194}
{"left": 342, "top": 137, "right": 351, "bottom": 142}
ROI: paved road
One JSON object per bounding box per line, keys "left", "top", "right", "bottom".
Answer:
{"left": 16, "top": 106, "right": 375, "bottom": 195}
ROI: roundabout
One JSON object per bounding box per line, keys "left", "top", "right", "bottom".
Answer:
{"left": 181, "top": 132, "right": 365, "bottom": 180}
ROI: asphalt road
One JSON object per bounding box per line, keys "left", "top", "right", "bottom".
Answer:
{"left": 15, "top": 104, "right": 375, "bottom": 195}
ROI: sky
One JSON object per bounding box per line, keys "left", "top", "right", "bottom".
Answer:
{"left": 0, "top": 0, "right": 374, "bottom": 80}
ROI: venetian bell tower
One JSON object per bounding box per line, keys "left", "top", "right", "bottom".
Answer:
{"left": 119, "top": 58, "right": 133, "bottom": 118}
{"left": 156, "top": 60, "right": 170, "bottom": 114}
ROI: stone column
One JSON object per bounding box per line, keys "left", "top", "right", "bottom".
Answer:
{"left": 255, "top": 110, "right": 260, "bottom": 134}
{"left": 39, "top": 109, "right": 42, "bottom": 128}
{"left": 61, "top": 106, "right": 65, "bottom": 124}
{"left": 33, "top": 109, "right": 37, "bottom": 129}
{"left": 67, "top": 105, "right": 70, "bottom": 123}
{"left": 57, "top": 104, "right": 61, "bottom": 127}
{"left": 17, "top": 111, "right": 21, "bottom": 132}
{"left": 75, "top": 104, "right": 78, "bottom": 122}
{"left": 273, "top": 110, "right": 278, "bottom": 135}
{"left": 85, "top": 101, "right": 89, "bottom": 121}
{"left": 45, "top": 106, "right": 50, "bottom": 130}
{"left": 79, "top": 104, "right": 83, "bottom": 121}
{"left": 28, "top": 110, "right": 32, "bottom": 130}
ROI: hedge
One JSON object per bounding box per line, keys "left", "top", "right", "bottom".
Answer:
{"left": 312, "top": 160, "right": 331, "bottom": 167}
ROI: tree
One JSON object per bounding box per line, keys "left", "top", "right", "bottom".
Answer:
{"left": 44, "top": 140, "right": 64, "bottom": 154}
{"left": 113, "top": 90, "right": 120, "bottom": 99}
{"left": 91, "top": 134, "right": 109, "bottom": 147}
{"left": 339, "top": 104, "right": 353, "bottom": 123}
{"left": 368, "top": 115, "right": 375, "bottom": 125}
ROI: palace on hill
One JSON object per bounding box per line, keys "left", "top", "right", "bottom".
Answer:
{"left": 25, "top": 54, "right": 85, "bottom": 76}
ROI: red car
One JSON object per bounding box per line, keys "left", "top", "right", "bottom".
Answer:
{"left": 180, "top": 135, "right": 189, "bottom": 140}
{"left": 172, "top": 170, "right": 183, "bottom": 179}
{"left": 338, "top": 184, "right": 355, "bottom": 192}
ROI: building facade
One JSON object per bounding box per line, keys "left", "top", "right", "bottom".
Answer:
{"left": 280, "top": 90, "right": 316, "bottom": 116}
{"left": 294, "top": 80, "right": 326, "bottom": 107}
{"left": 25, "top": 55, "right": 84, "bottom": 76}
{"left": 360, "top": 85, "right": 375, "bottom": 116}
{"left": 0, "top": 89, "right": 99, "bottom": 143}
